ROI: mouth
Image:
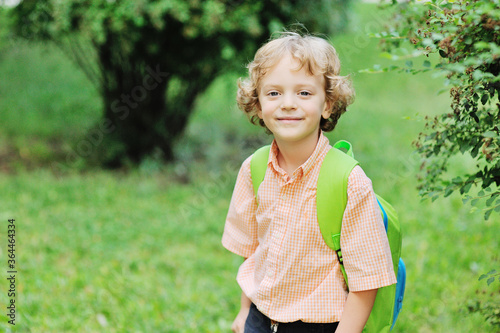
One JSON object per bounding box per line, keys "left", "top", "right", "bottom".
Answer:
{"left": 277, "top": 117, "right": 303, "bottom": 122}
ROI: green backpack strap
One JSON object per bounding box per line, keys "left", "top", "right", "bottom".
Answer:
{"left": 317, "top": 141, "right": 359, "bottom": 287}
{"left": 250, "top": 145, "right": 271, "bottom": 198}
{"left": 332, "top": 139, "right": 355, "bottom": 159}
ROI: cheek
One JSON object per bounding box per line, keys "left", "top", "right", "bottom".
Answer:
{"left": 259, "top": 100, "right": 274, "bottom": 115}
{"left": 260, "top": 108, "right": 272, "bottom": 120}
{"left": 305, "top": 100, "right": 326, "bottom": 115}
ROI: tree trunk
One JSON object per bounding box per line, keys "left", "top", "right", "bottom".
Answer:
{"left": 93, "top": 19, "right": 216, "bottom": 168}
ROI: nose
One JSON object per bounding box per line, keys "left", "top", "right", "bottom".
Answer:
{"left": 280, "top": 93, "right": 297, "bottom": 110}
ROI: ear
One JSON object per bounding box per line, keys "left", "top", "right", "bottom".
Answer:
{"left": 322, "top": 101, "right": 332, "bottom": 119}
{"left": 256, "top": 102, "right": 263, "bottom": 119}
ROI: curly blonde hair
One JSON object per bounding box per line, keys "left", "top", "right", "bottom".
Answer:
{"left": 237, "top": 31, "right": 354, "bottom": 132}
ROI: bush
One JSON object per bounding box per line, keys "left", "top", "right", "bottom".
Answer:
{"left": 378, "top": 0, "right": 500, "bottom": 328}
{"left": 379, "top": 0, "right": 500, "bottom": 220}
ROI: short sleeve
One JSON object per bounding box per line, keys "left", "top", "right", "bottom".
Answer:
{"left": 221, "top": 156, "right": 259, "bottom": 258}
{"left": 340, "top": 166, "right": 396, "bottom": 292}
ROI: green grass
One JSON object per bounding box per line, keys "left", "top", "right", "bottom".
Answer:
{"left": 0, "top": 2, "right": 499, "bottom": 332}
{"left": 0, "top": 168, "right": 239, "bottom": 332}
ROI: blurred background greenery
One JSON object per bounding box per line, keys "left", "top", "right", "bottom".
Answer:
{"left": 0, "top": 0, "right": 498, "bottom": 332}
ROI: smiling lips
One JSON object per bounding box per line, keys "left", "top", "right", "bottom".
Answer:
{"left": 277, "top": 116, "right": 303, "bottom": 123}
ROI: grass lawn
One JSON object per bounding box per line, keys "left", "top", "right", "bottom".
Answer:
{"left": 0, "top": 2, "right": 499, "bottom": 332}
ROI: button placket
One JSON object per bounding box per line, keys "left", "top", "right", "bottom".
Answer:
{"left": 264, "top": 182, "right": 290, "bottom": 296}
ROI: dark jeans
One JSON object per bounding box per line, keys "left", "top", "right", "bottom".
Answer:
{"left": 244, "top": 303, "right": 339, "bottom": 333}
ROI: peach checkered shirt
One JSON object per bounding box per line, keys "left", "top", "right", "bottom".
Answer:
{"left": 222, "top": 132, "right": 396, "bottom": 323}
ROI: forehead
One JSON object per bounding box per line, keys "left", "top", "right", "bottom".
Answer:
{"left": 260, "top": 54, "right": 324, "bottom": 86}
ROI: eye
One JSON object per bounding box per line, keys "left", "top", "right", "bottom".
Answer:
{"left": 268, "top": 91, "right": 280, "bottom": 97}
{"left": 299, "top": 91, "right": 311, "bottom": 96}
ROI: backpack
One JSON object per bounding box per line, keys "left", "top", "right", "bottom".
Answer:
{"left": 250, "top": 140, "right": 406, "bottom": 332}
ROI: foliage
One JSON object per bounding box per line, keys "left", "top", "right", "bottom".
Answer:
{"left": 466, "top": 269, "right": 500, "bottom": 328}
{"left": 376, "top": 1, "right": 500, "bottom": 328}
{"left": 377, "top": 0, "right": 500, "bottom": 220}
{"left": 479, "top": 269, "right": 500, "bottom": 286}
{"left": 467, "top": 298, "right": 500, "bottom": 329}
{"left": 9, "top": 0, "right": 351, "bottom": 167}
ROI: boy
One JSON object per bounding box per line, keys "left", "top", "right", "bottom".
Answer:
{"left": 222, "top": 32, "right": 396, "bottom": 333}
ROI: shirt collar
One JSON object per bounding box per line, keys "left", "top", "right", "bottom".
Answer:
{"left": 268, "top": 131, "right": 331, "bottom": 179}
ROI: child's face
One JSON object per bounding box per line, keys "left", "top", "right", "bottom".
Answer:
{"left": 257, "top": 54, "right": 331, "bottom": 147}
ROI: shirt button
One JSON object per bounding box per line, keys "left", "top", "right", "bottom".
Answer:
{"left": 267, "top": 270, "right": 274, "bottom": 277}
{"left": 282, "top": 194, "right": 287, "bottom": 200}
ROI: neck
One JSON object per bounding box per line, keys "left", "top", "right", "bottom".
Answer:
{"left": 275, "top": 131, "right": 321, "bottom": 175}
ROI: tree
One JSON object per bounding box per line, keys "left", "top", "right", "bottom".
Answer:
{"left": 10, "top": 0, "right": 352, "bottom": 167}
{"left": 378, "top": 0, "right": 500, "bottom": 220}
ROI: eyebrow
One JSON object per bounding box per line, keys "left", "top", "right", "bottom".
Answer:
{"left": 261, "top": 83, "right": 318, "bottom": 90}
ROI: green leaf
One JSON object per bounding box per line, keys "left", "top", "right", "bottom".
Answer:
{"left": 460, "top": 183, "right": 472, "bottom": 195}
{"left": 431, "top": 33, "right": 444, "bottom": 41}
{"left": 487, "top": 277, "right": 495, "bottom": 286}
{"left": 481, "top": 93, "right": 489, "bottom": 105}
{"left": 485, "top": 208, "right": 492, "bottom": 220}
{"left": 483, "top": 131, "right": 498, "bottom": 138}
{"left": 486, "top": 194, "right": 499, "bottom": 207}
{"left": 405, "top": 60, "right": 413, "bottom": 68}
{"left": 472, "top": 70, "right": 494, "bottom": 81}
{"left": 423, "top": 60, "right": 431, "bottom": 68}
{"left": 471, "top": 142, "right": 480, "bottom": 158}
{"left": 474, "top": 41, "right": 491, "bottom": 50}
